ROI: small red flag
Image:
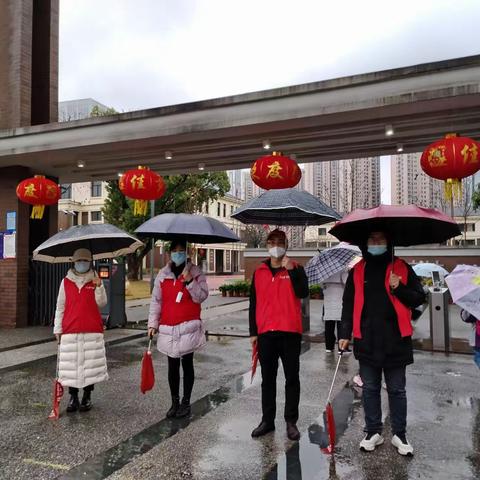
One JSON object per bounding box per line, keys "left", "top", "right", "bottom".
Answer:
{"left": 48, "top": 379, "right": 64, "bottom": 420}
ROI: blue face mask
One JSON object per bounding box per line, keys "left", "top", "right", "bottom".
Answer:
{"left": 74, "top": 261, "right": 91, "bottom": 273}
{"left": 171, "top": 251, "right": 186, "bottom": 266}
{"left": 367, "top": 245, "right": 388, "bottom": 256}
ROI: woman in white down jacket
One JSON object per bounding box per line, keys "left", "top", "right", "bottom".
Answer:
{"left": 148, "top": 240, "right": 208, "bottom": 419}
{"left": 53, "top": 248, "right": 108, "bottom": 413}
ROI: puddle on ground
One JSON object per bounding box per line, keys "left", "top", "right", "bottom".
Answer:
{"left": 265, "top": 386, "right": 362, "bottom": 480}
{"left": 60, "top": 340, "right": 311, "bottom": 479}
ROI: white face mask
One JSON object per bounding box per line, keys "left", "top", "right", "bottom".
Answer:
{"left": 74, "top": 261, "right": 91, "bottom": 274}
{"left": 268, "top": 246, "right": 286, "bottom": 259}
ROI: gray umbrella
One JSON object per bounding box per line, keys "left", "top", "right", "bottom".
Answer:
{"left": 231, "top": 188, "right": 341, "bottom": 226}
{"left": 135, "top": 213, "right": 240, "bottom": 244}
{"left": 33, "top": 224, "right": 144, "bottom": 263}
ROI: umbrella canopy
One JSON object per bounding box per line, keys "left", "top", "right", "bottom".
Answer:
{"left": 412, "top": 263, "right": 449, "bottom": 278}
{"left": 305, "top": 243, "right": 361, "bottom": 286}
{"left": 231, "top": 188, "right": 341, "bottom": 226}
{"left": 135, "top": 213, "right": 240, "bottom": 244}
{"left": 33, "top": 224, "right": 144, "bottom": 263}
{"left": 445, "top": 265, "right": 480, "bottom": 319}
{"left": 329, "top": 204, "right": 460, "bottom": 246}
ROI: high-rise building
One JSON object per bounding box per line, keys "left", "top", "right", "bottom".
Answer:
{"left": 59, "top": 98, "right": 110, "bottom": 122}
{"left": 304, "top": 157, "right": 381, "bottom": 213}
{"left": 242, "top": 170, "right": 262, "bottom": 201}
{"left": 227, "top": 170, "right": 243, "bottom": 199}
{"left": 391, "top": 153, "right": 444, "bottom": 210}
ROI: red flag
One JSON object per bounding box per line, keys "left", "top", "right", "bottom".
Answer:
{"left": 48, "top": 379, "right": 64, "bottom": 420}
{"left": 140, "top": 345, "right": 155, "bottom": 394}
{"left": 323, "top": 402, "right": 336, "bottom": 454}
{"left": 250, "top": 342, "right": 259, "bottom": 383}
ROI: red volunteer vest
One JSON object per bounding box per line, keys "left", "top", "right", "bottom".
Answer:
{"left": 62, "top": 278, "right": 103, "bottom": 334}
{"left": 160, "top": 276, "right": 201, "bottom": 327}
{"left": 254, "top": 262, "right": 302, "bottom": 335}
{"left": 352, "top": 258, "right": 412, "bottom": 339}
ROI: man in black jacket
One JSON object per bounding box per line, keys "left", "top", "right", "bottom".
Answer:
{"left": 339, "top": 231, "right": 425, "bottom": 456}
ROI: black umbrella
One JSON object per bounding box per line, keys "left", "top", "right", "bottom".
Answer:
{"left": 33, "top": 224, "right": 144, "bottom": 263}
{"left": 135, "top": 213, "right": 240, "bottom": 244}
{"left": 231, "top": 188, "right": 341, "bottom": 226}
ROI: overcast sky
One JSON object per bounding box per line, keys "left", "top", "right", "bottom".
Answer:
{"left": 59, "top": 0, "right": 480, "bottom": 201}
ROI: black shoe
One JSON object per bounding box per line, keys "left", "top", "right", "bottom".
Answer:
{"left": 175, "top": 399, "right": 191, "bottom": 418}
{"left": 286, "top": 422, "right": 300, "bottom": 441}
{"left": 66, "top": 395, "right": 79, "bottom": 413}
{"left": 166, "top": 397, "right": 180, "bottom": 418}
{"left": 79, "top": 391, "right": 92, "bottom": 412}
{"left": 251, "top": 421, "right": 275, "bottom": 438}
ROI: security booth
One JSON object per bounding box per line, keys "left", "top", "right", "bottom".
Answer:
{"left": 96, "top": 259, "right": 127, "bottom": 328}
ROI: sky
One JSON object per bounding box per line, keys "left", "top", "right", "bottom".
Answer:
{"left": 59, "top": 0, "right": 480, "bottom": 202}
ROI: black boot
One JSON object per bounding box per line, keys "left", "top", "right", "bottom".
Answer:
{"left": 251, "top": 421, "right": 275, "bottom": 438}
{"left": 66, "top": 394, "right": 79, "bottom": 413}
{"left": 175, "top": 398, "right": 191, "bottom": 418}
{"left": 166, "top": 396, "right": 180, "bottom": 418}
{"left": 79, "top": 390, "right": 92, "bottom": 412}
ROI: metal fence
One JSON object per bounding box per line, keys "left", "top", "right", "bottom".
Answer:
{"left": 28, "top": 260, "right": 69, "bottom": 326}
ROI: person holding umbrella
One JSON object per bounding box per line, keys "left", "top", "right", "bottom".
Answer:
{"left": 249, "top": 229, "right": 309, "bottom": 441}
{"left": 148, "top": 240, "right": 208, "bottom": 418}
{"left": 53, "top": 248, "right": 108, "bottom": 413}
{"left": 338, "top": 231, "right": 425, "bottom": 455}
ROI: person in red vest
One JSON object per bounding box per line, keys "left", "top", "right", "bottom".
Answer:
{"left": 53, "top": 248, "right": 108, "bottom": 413}
{"left": 339, "top": 231, "right": 425, "bottom": 456}
{"left": 249, "top": 229, "right": 309, "bottom": 441}
{"left": 148, "top": 240, "right": 208, "bottom": 418}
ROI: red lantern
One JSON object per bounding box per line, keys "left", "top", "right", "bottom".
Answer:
{"left": 250, "top": 152, "right": 301, "bottom": 190}
{"left": 119, "top": 166, "right": 166, "bottom": 216}
{"left": 16, "top": 175, "right": 61, "bottom": 219}
{"left": 420, "top": 133, "right": 480, "bottom": 200}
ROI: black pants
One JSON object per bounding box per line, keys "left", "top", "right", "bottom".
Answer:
{"left": 324, "top": 321, "right": 339, "bottom": 351}
{"left": 258, "top": 332, "right": 301, "bottom": 424}
{"left": 168, "top": 353, "right": 194, "bottom": 402}
{"left": 359, "top": 362, "right": 407, "bottom": 436}
{"left": 69, "top": 385, "right": 94, "bottom": 395}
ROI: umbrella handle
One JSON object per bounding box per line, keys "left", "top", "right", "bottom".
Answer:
{"left": 326, "top": 352, "right": 342, "bottom": 405}
{"left": 148, "top": 336, "right": 153, "bottom": 352}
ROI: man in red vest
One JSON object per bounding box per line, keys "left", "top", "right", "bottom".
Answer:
{"left": 339, "top": 231, "right": 425, "bottom": 456}
{"left": 249, "top": 229, "right": 309, "bottom": 441}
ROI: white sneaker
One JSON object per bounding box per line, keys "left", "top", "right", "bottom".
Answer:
{"left": 359, "top": 433, "right": 384, "bottom": 452}
{"left": 391, "top": 435, "right": 414, "bottom": 456}
{"left": 325, "top": 349, "right": 333, "bottom": 353}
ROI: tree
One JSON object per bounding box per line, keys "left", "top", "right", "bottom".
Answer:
{"left": 455, "top": 177, "right": 476, "bottom": 246}
{"left": 241, "top": 225, "right": 267, "bottom": 248}
{"left": 103, "top": 172, "right": 230, "bottom": 279}
{"left": 90, "top": 105, "right": 118, "bottom": 117}
{"left": 473, "top": 182, "right": 480, "bottom": 211}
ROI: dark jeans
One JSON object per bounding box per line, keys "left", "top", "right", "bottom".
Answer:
{"left": 324, "top": 321, "right": 339, "bottom": 351}
{"left": 168, "top": 353, "right": 194, "bottom": 402}
{"left": 359, "top": 362, "right": 407, "bottom": 436}
{"left": 258, "top": 332, "right": 301, "bottom": 424}
{"left": 69, "top": 385, "right": 94, "bottom": 395}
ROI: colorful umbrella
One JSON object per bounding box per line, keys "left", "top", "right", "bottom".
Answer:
{"left": 140, "top": 337, "right": 155, "bottom": 394}
{"left": 445, "top": 265, "right": 480, "bottom": 320}
{"left": 251, "top": 342, "right": 259, "bottom": 383}
{"left": 322, "top": 352, "right": 343, "bottom": 454}
{"left": 329, "top": 204, "right": 460, "bottom": 246}
{"left": 48, "top": 348, "right": 64, "bottom": 420}
{"left": 305, "top": 243, "right": 361, "bottom": 286}
{"left": 412, "top": 263, "right": 449, "bottom": 278}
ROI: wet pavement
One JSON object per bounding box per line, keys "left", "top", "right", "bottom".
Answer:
{"left": 1, "top": 308, "right": 479, "bottom": 479}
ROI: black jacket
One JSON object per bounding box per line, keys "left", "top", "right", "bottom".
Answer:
{"left": 249, "top": 260, "right": 309, "bottom": 337}
{"left": 339, "top": 251, "right": 425, "bottom": 368}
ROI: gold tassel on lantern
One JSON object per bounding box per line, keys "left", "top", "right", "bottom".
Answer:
{"left": 31, "top": 205, "right": 45, "bottom": 219}
{"left": 133, "top": 199, "right": 148, "bottom": 216}
{"left": 444, "top": 178, "right": 463, "bottom": 202}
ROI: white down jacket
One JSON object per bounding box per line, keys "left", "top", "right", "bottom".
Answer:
{"left": 148, "top": 262, "right": 208, "bottom": 358}
{"left": 322, "top": 271, "right": 348, "bottom": 322}
{"left": 53, "top": 269, "right": 109, "bottom": 388}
